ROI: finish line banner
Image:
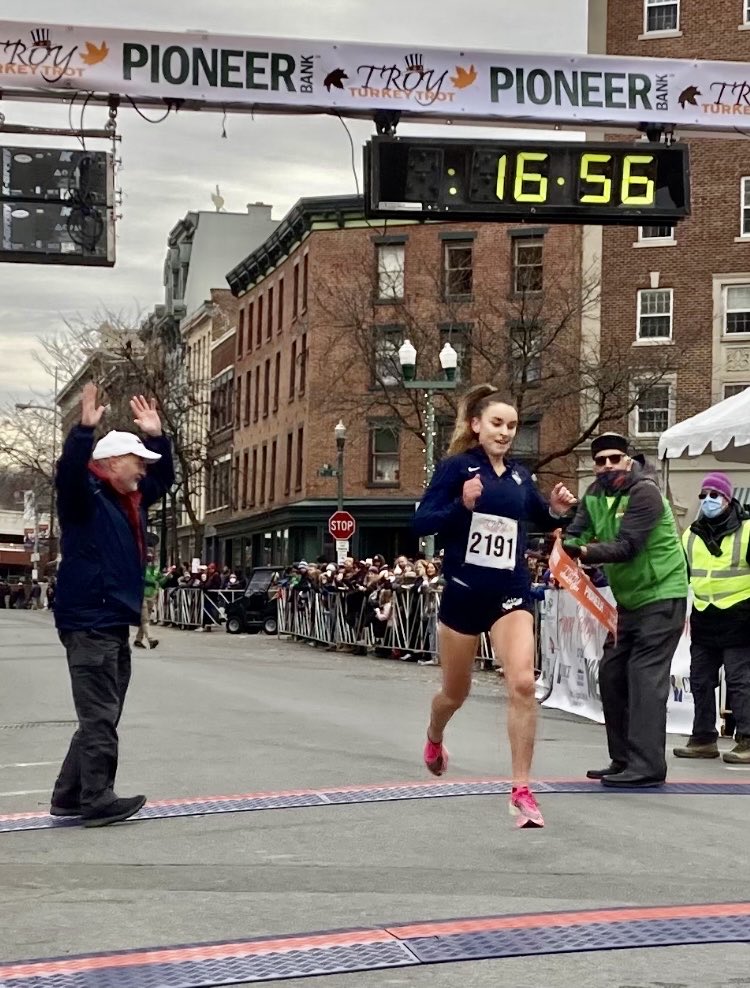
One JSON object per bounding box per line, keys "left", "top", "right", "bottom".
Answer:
{"left": 2, "top": 20, "right": 750, "bottom": 130}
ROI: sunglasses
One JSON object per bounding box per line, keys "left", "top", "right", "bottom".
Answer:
{"left": 698, "top": 490, "right": 724, "bottom": 500}
{"left": 594, "top": 453, "right": 625, "bottom": 467}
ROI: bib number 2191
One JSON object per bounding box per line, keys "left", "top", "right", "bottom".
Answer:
{"left": 464, "top": 513, "right": 518, "bottom": 571}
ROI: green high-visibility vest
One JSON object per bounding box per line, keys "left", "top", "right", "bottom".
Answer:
{"left": 682, "top": 521, "right": 750, "bottom": 611}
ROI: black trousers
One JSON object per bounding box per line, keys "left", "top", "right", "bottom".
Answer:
{"left": 599, "top": 597, "right": 687, "bottom": 780}
{"left": 52, "top": 627, "right": 132, "bottom": 811}
{"left": 690, "top": 640, "right": 750, "bottom": 742}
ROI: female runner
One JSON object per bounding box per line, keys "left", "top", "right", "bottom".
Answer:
{"left": 414, "top": 384, "right": 576, "bottom": 828}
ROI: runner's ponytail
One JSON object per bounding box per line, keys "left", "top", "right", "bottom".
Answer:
{"left": 446, "top": 384, "right": 513, "bottom": 456}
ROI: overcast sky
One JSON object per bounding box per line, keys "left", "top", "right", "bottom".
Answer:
{"left": 0, "top": 0, "right": 587, "bottom": 406}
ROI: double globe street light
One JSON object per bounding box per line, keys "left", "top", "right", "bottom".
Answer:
{"left": 398, "top": 340, "right": 458, "bottom": 559}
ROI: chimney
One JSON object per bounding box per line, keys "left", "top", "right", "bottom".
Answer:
{"left": 246, "top": 202, "right": 273, "bottom": 221}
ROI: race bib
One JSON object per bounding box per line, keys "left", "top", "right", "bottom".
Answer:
{"left": 465, "top": 513, "right": 518, "bottom": 570}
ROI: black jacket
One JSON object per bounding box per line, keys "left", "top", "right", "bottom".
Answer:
{"left": 54, "top": 425, "right": 175, "bottom": 632}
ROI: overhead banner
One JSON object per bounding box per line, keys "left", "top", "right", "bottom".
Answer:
{"left": 1, "top": 20, "right": 750, "bottom": 131}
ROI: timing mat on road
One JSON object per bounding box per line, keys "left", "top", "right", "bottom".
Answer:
{"left": 1, "top": 777, "right": 750, "bottom": 833}
{"left": 2, "top": 901, "right": 750, "bottom": 986}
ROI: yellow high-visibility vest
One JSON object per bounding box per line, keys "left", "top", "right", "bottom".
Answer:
{"left": 682, "top": 520, "right": 750, "bottom": 611}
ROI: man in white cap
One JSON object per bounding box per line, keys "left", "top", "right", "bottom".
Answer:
{"left": 50, "top": 383, "right": 174, "bottom": 827}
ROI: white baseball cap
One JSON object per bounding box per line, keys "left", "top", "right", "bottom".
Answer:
{"left": 92, "top": 430, "right": 162, "bottom": 462}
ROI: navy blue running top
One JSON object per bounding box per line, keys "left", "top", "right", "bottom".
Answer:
{"left": 413, "top": 446, "right": 560, "bottom": 596}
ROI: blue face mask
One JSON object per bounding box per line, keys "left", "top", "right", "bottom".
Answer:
{"left": 700, "top": 496, "right": 725, "bottom": 519}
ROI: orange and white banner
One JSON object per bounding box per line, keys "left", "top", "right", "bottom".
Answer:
{"left": 548, "top": 539, "right": 618, "bottom": 638}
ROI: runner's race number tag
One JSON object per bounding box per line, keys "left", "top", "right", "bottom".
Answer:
{"left": 465, "top": 513, "right": 518, "bottom": 570}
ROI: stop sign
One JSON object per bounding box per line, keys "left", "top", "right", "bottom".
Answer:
{"left": 329, "top": 510, "right": 356, "bottom": 540}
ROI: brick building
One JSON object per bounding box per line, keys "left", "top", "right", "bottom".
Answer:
{"left": 206, "top": 195, "right": 585, "bottom": 571}
{"left": 591, "top": 0, "right": 750, "bottom": 517}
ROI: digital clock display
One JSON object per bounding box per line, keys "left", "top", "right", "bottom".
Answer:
{"left": 365, "top": 137, "right": 690, "bottom": 225}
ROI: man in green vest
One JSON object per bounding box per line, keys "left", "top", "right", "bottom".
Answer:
{"left": 134, "top": 552, "right": 162, "bottom": 650}
{"left": 674, "top": 471, "right": 750, "bottom": 764}
{"left": 563, "top": 433, "right": 688, "bottom": 788}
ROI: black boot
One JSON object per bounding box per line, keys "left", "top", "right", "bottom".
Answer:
{"left": 586, "top": 761, "right": 626, "bottom": 780}
{"left": 82, "top": 795, "right": 147, "bottom": 828}
{"left": 601, "top": 770, "right": 665, "bottom": 789}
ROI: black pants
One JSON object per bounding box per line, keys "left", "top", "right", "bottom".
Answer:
{"left": 690, "top": 640, "right": 750, "bottom": 742}
{"left": 599, "top": 597, "right": 686, "bottom": 780}
{"left": 52, "top": 627, "right": 132, "bottom": 811}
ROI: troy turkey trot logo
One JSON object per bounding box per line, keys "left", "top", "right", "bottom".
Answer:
{"left": 328, "top": 52, "right": 478, "bottom": 106}
{"left": 0, "top": 26, "right": 110, "bottom": 82}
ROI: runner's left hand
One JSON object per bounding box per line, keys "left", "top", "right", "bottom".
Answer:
{"left": 549, "top": 482, "right": 577, "bottom": 516}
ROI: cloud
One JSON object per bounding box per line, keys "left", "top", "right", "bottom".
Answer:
{"left": 0, "top": 0, "right": 587, "bottom": 403}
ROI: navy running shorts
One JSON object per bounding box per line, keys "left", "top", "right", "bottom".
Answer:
{"left": 438, "top": 579, "right": 533, "bottom": 637}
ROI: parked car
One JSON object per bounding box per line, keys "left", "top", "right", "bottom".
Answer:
{"left": 225, "top": 567, "right": 282, "bottom": 635}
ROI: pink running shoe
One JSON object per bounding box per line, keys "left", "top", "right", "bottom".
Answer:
{"left": 423, "top": 735, "right": 449, "bottom": 777}
{"left": 509, "top": 786, "right": 544, "bottom": 828}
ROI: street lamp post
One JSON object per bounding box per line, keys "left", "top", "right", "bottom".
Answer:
{"left": 398, "top": 341, "right": 458, "bottom": 560}
{"left": 334, "top": 419, "right": 347, "bottom": 513}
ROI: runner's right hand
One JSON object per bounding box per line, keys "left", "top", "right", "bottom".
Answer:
{"left": 462, "top": 475, "right": 483, "bottom": 510}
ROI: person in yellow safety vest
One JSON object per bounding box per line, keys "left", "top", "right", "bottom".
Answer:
{"left": 674, "top": 471, "right": 750, "bottom": 765}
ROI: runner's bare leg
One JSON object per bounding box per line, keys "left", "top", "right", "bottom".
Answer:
{"left": 428, "top": 624, "right": 479, "bottom": 741}
{"left": 490, "top": 610, "right": 537, "bottom": 786}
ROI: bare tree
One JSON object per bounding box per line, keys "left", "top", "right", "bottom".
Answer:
{"left": 313, "top": 241, "right": 686, "bottom": 478}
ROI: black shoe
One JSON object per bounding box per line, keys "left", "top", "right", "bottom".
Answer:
{"left": 82, "top": 795, "right": 147, "bottom": 828}
{"left": 586, "top": 761, "right": 626, "bottom": 780}
{"left": 148, "top": 640, "right": 159, "bottom": 649}
{"left": 133, "top": 640, "right": 146, "bottom": 648}
{"left": 601, "top": 771, "right": 665, "bottom": 789}
{"left": 50, "top": 804, "right": 82, "bottom": 817}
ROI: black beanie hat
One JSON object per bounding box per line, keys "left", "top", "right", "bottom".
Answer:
{"left": 591, "top": 433, "right": 629, "bottom": 458}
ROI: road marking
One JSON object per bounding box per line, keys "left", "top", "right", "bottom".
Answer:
{"left": 0, "top": 789, "right": 48, "bottom": 798}
{"left": 0, "top": 761, "right": 57, "bottom": 769}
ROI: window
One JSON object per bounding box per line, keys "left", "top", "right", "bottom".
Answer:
{"left": 256, "top": 294, "right": 263, "bottom": 348}
{"left": 302, "top": 253, "right": 309, "bottom": 312}
{"left": 269, "top": 440, "right": 277, "bottom": 502}
{"left": 295, "top": 426, "right": 304, "bottom": 491}
{"left": 377, "top": 244, "right": 405, "bottom": 300}
{"left": 440, "top": 324, "right": 471, "bottom": 382}
{"left": 277, "top": 277, "right": 284, "bottom": 333}
{"left": 260, "top": 444, "right": 268, "bottom": 504}
{"left": 724, "top": 383, "right": 750, "bottom": 399}
{"left": 293, "top": 263, "right": 299, "bottom": 320}
{"left": 247, "top": 302, "right": 254, "bottom": 352}
{"left": 639, "top": 225, "right": 674, "bottom": 242}
{"left": 725, "top": 285, "right": 750, "bottom": 334}
{"left": 644, "top": 0, "right": 679, "bottom": 32}
{"left": 513, "top": 237, "right": 544, "bottom": 293}
{"left": 443, "top": 241, "right": 473, "bottom": 298}
{"left": 513, "top": 420, "right": 540, "bottom": 468}
{"left": 635, "top": 382, "right": 673, "bottom": 435}
{"left": 244, "top": 370, "right": 251, "bottom": 425}
{"left": 285, "top": 431, "right": 293, "bottom": 495}
{"left": 273, "top": 352, "right": 280, "bottom": 411}
{"left": 210, "top": 369, "right": 233, "bottom": 432}
{"left": 741, "top": 178, "right": 750, "bottom": 237}
{"left": 250, "top": 448, "right": 258, "bottom": 507}
{"left": 235, "top": 374, "right": 242, "bottom": 428}
{"left": 369, "top": 424, "right": 400, "bottom": 486}
{"left": 253, "top": 365, "right": 260, "bottom": 422}
{"left": 746, "top": 0, "right": 750, "bottom": 24}
{"left": 510, "top": 321, "right": 542, "bottom": 385}
{"left": 373, "top": 326, "right": 402, "bottom": 387}
{"left": 238, "top": 309, "right": 245, "bottom": 355}
{"left": 289, "top": 340, "right": 297, "bottom": 399}
{"left": 637, "top": 288, "right": 673, "bottom": 340}
{"left": 267, "top": 286, "right": 274, "bottom": 341}
{"left": 233, "top": 453, "right": 240, "bottom": 509}
{"left": 299, "top": 333, "right": 307, "bottom": 394}
{"left": 241, "top": 449, "right": 249, "bottom": 509}
{"left": 263, "top": 359, "right": 270, "bottom": 417}
{"left": 436, "top": 417, "right": 455, "bottom": 463}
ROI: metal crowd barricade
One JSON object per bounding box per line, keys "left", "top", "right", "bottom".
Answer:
{"left": 153, "top": 588, "right": 245, "bottom": 629}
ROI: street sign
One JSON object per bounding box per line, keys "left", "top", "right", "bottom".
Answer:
{"left": 329, "top": 510, "right": 356, "bottom": 540}
{"left": 335, "top": 539, "right": 350, "bottom": 564}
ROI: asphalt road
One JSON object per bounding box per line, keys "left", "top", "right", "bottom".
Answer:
{"left": 0, "top": 608, "right": 749, "bottom": 987}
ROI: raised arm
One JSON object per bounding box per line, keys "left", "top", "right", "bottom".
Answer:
{"left": 55, "top": 383, "right": 106, "bottom": 522}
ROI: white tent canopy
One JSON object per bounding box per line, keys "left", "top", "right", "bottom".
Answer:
{"left": 658, "top": 387, "right": 750, "bottom": 463}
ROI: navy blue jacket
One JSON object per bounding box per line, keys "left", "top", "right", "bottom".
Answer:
{"left": 54, "top": 425, "right": 175, "bottom": 632}
{"left": 413, "top": 447, "right": 560, "bottom": 596}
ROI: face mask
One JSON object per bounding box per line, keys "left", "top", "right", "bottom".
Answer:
{"left": 598, "top": 470, "right": 629, "bottom": 495}
{"left": 700, "top": 497, "right": 725, "bottom": 519}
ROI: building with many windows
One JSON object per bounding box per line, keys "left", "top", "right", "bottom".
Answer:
{"left": 586, "top": 0, "right": 750, "bottom": 517}
{"left": 206, "top": 195, "right": 585, "bottom": 570}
